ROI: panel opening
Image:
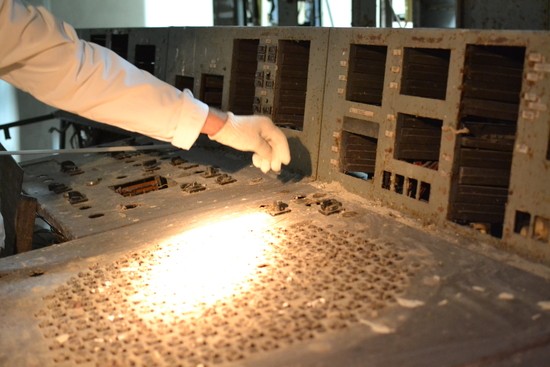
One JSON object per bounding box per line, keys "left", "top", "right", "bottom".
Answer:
{"left": 229, "top": 39, "right": 260, "bottom": 115}
{"left": 514, "top": 211, "right": 531, "bottom": 236}
{"left": 534, "top": 216, "right": 549, "bottom": 242}
{"left": 401, "top": 48, "right": 450, "bottom": 100}
{"left": 200, "top": 74, "right": 224, "bottom": 109}
{"left": 90, "top": 34, "right": 107, "bottom": 47}
{"left": 382, "top": 171, "right": 391, "bottom": 190}
{"left": 419, "top": 182, "right": 431, "bottom": 202}
{"left": 110, "top": 176, "right": 168, "bottom": 197}
{"left": 449, "top": 45, "right": 525, "bottom": 238}
{"left": 395, "top": 113, "right": 442, "bottom": 169}
{"left": 340, "top": 131, "right": 377, "bottom": 181}
{"left": 273, "top": 40, "right": 311, "bottom": 131}
{"left": 175, "top": 75, "right": 195, "bottom": 92}
{"left": 394, "top": 174, "right": 404, "bottom": 194}
{"left": 407, "top": 178, "right": 418, "bottom": 198}
{"left": 134, "top": 44, "right": 156, "bottom": 74}
{"left": 111, "top": 34, "right": 129, "bottom": 59}
{"left": 346, "top": 44, "right": 388, "bottom": 106}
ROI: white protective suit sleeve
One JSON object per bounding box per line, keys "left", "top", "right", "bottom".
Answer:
{"left": 0, "top": 0, "right": 208, "bottom": 150}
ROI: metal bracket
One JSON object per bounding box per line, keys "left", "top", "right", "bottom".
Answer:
{"left": 261, "top": 200, "right": 291, "bottom": 216}
{"left": 318, "top": 199, "right": 343, "bottom": 215}
{"left": 180, "top": 182, "right": 207, "bottom": 194}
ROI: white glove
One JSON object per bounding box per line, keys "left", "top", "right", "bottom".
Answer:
{"left": 209, "top": 112, "right": 291, "bottom": 173}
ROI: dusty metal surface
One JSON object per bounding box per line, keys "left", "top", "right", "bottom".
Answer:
{"left": 21, "top": 137, "right": 288, "bottom": 240}
{"left": 1, "top": 170, "right": 550, "bottom": 366}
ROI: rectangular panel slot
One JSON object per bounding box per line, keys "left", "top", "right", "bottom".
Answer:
{"left": 534, "top": 216, "right": 549, "bottom": 242}
{"left": 346, "top": 45, "right": 387, "bottom": 106}
{"left": 90, "top": 34, "right": 107, "bottom": 47}
{"left": 449, "top": 45, "right": 525, "bottom": 238}
{"left": 175, "top": 75, "right": 195, "bottom": 92}
{"left": 382, "top": 171, "right": 391, "bottom": 190}
{"left": 229, "top": 39, "right": 260, "bottom": 115}
{"left": 401, "top": 48, "right": 450, "bottom": 100}
{"left": 419, "top": 182, "right": 431, "bottom": 202}
{"left": 340, "top": 131, "right": 377, "bottom": 181}
{"left": 134, "top": 44, "right": 156, "bottom": 74}
{"left": 110, "top": 176, "right": 168, "bottom": 197}
{"left": 274, "top": 40, "right": 310, "bottom": 131}
{"left": 395, "top": 113, "right": 442, "bottom": 169}
{"left": 111, "top": 34, "right": 129, "bottom": 59}
{"left": 407, "top": 178, "right": 418, "bottom": 198}
{"left": 394, "top": 174, "right": 404, "bottom": 194}
{"left": 200, "top": 74, "right": 224, "bottom": 109}
{"left": 514, "top": 211, "right": 531, "bottom": 236}
{"left": 461, "top": 46, "right": 525, "bottom": 121}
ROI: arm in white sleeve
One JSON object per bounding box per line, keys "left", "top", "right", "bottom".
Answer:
{"left": 0, "top": 0, "right": 208, "bottom": 149}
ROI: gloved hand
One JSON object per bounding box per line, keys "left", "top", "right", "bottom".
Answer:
{"left": 209, "top": 112, "right": 291, "bottom": 173}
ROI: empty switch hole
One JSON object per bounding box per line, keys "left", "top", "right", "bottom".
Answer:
{"left": 135, "top": 44, "right": 156, "bottom": 74}
{"left": 401, "top": 47, "right": 450, "bottom": 100}
{"left": 346, "top": 44, "right": 387, "bottom": 106}
{"left": 394, "top": 175, "right": 404, "bottom": 194}
{"left": 533, "top": 216, "right": 549, "bottom": 242}
{"left": 110, "top": 176, "right": 168, "bottom": 197}
{"left": 90, "top": 34, "right": 107, "bottom": 47}
{"left": 407, "top": 178, "right": 418, "bottom": 198}
{"left": 395, "top": 113, "right": 442, "bottom": 170}
{"left": 461, "top": 45, "right": 525, "bottom": 122}
{"left": 201, "top": 74, "right": 224, "bottom": 109}
{"left": 419, "top": 181, "right": 431, "bottom": 202}
{"left": 514, "top": 211, "right": 531, "bottom": 237}
{"left": 230, "top": 39, "right": 260, "bottom": 115}
{"left": 341, "top": 131, "right": 377, "bottom": 181}
{"left": 273, "top": 40, "right": 311, "bottom": 131}
{"left": 382, "top": 171, "right": 392, "bottom": 190}
{"left": 111, "top": 33, "right": 129, "bottom": 59}
{"left": 175, "top": 75, "right": 194, "bottom": 92}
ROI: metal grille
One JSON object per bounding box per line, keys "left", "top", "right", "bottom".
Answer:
{"left": 36, "top": 223, "right": 421, "bottom": 366}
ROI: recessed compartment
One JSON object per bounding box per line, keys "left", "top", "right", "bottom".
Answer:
{"left": 340, "top": 117, "right": 379, "bottom": 181}
{"left": 394, "top": 113, "right": 442, "bottom": 169}
{"left": 201, "top": 74, "right": 224, "bottom": 109}
{"left": 273, "top": 40, "right": 311, "bottom": 130}
{"left": 110, "top": 176, "right": 169, "bottom": 197}
{"left": 346, "top": 44, "right": 387, "bottom": 106}
{"left": 229, "top": 39, "right": 260, "bottom": 115}
{"left": 175, "top": 75, "right": 195, "bottom": 92}
{"left": 449, "top": 45, "right": 525, "bottom": 237}
{"left": 134, "top": 44, "right": 156, "bottom": 74}
{"left": 401, "top": 47, "right": 450, "bottom": 100}
{"left": 111, "top": 34, "right": 129, "bottom": 59}
{"left": 90, "top": 34, "right": 107, "bottom": 47}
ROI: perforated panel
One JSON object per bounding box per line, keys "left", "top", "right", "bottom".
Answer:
{"left": 36, "top": 223, "right": 421, "bottom": 366}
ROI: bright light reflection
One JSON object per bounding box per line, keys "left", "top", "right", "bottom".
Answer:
{"left": 126, "top": 212, "right": 276, "bottom": 322}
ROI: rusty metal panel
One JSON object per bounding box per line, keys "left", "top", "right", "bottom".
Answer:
{"left": 168, "top": 27, "right": 330, "bottom": 178}
{"left": 78, "top": 28, "right": 168, "bottom": 80}
{"left": 318, "top": 28, "right": 550, "bottom": 263}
